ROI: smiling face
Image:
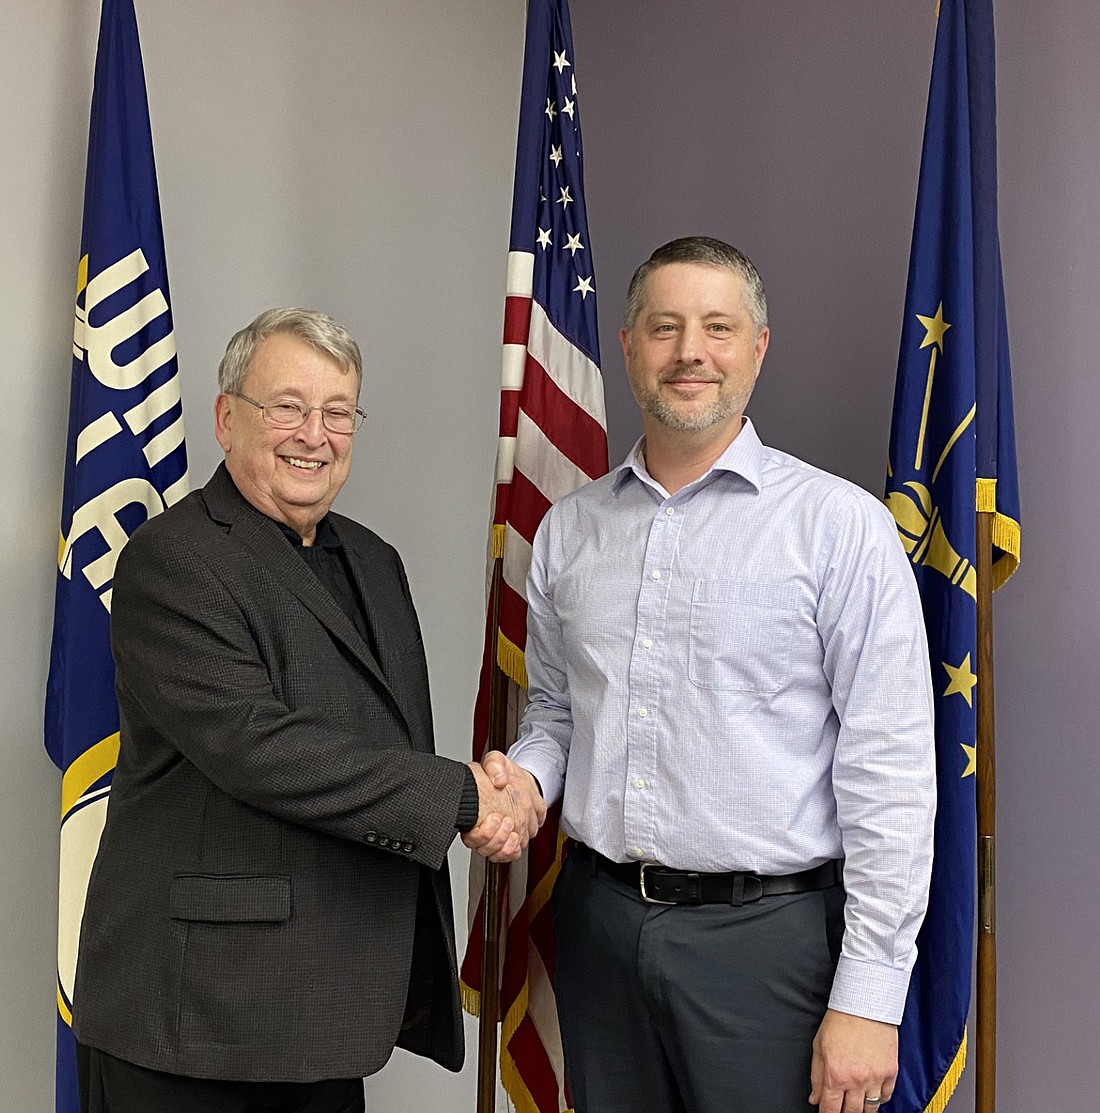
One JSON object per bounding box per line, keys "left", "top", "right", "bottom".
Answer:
{"left": 620, "top": 261, "right": 769, "bottom": 446}
{"left": 214, "top": 331, "right": 358, "bottom": 543}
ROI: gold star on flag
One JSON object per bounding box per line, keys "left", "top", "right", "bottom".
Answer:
{"left": 961, "top": 743, "right": 976, "bottom": 778}
{"left": 916, "top": 302, "right": 951, "bottom": 351}
{"left": 943, "top": 652, "right": 977, "bottom": 707}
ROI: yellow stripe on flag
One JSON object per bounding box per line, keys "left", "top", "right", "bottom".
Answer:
{"left": 61, "top": 732, "right": 120, "bottom": 820}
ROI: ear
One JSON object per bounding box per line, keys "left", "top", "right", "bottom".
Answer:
{"left": 753, "top": 326, "right": 770, "bottom": 374}
{"left": 213, "top": 393, "right": 233, "bottom": 453}
{"left": 619, "top": 325, "right": 632, "bottom": 363}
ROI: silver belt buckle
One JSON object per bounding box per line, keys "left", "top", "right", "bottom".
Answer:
{"left": 639, "top": 862, "right": 676, "bottom": 904}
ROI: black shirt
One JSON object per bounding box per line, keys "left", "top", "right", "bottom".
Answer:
{"left": 276, "top": 516, "right": 479, "bottom": 831}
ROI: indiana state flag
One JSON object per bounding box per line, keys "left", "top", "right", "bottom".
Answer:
{"left": 44, "top": 2, "right": 188, "bottom": 1109}
{"left": 884, "top": 0, "right": 1020, "bottom": 1110}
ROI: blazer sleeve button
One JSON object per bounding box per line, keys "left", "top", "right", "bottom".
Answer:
{"left": 366, "top": 832, "right": 377, "bottom": 843}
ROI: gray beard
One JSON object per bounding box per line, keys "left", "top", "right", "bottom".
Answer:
{"left": 641, "top": 391, "right": 745, "bottom": 433}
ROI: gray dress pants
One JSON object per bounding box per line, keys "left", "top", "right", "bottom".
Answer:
{"left": 551, "top": 847, "right": 845, "bottom": 1113}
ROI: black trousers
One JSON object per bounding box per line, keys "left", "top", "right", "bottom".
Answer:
{"left": 77, "top": 1044, "right": 366, "bottom": 1113}
{"left": 551, "top": 849, "right": 845, "bottom": 1113}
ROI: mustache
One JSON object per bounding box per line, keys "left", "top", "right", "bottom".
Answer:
{"left": 659, "top": 373, "right": 721, "bottom": 384}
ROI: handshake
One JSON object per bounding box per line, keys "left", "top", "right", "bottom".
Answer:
{"left": 461, "top": 751, "right": 547, "bottom": 863}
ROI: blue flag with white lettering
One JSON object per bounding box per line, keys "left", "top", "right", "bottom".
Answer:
{"left": 884, "top": 0, "right": 1020, "bottom": 1109}
{"left": 44, "top": 2, "right": 188, "bottom": 1108}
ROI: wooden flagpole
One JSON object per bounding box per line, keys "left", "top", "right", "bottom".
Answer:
{"left": 975, "top": 510, "right": 996, "bottom": 1113}
{"left": 476, "top": 557, "right": 511, "bottom": 1113}
{"left": 476, "top": 860, "right": 503, "bottom": 1113}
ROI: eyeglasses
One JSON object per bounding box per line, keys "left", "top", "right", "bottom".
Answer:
{"left": 230, "top": 392, "right": 366, "bottom": 435}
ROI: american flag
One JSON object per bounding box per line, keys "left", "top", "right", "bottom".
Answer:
{"left": 460, "top": 0, "right": 607, "bottom": 1109}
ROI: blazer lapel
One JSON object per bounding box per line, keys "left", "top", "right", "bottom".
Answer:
{"left": 341, "top": 530, "right": 434, "bottom": 749}
{"left": 200, "top": 466, "right": 393, "bottom": 695}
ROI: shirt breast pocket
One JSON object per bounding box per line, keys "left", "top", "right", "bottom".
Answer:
{"left": 687, "top": 579, "right": 800, "bottom": 692}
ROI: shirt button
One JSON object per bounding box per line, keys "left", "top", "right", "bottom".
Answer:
{"left": 633, "top": 848, "right": 646, "bottom": 859}
{"left": 638, "top": 708, "right": 648, "bottom": 718}
{"left": 634, "top": 778, "right": 645, "bottom": 790}
{"left": 651, "top": 570, "right": 661, "bottom": 580}
{"left": 642, "top": 638, "right": 653, "bottom": 649}
{"left": 665, "top": 507, "right": 675, "bottom": 516}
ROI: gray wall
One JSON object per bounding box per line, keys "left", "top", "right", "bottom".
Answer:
{"left": 572, "top": 1, "right": 1100, "bottom": 1110}
{"left": 2, "top": 2, "right": 523, "bottom": 1108}
{"left": 4, "top": 1, "right": 1098, "bottom": 1110}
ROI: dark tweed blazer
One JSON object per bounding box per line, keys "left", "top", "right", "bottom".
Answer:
{"left": 72, "top": 464, "right": 468, "bottom": 1082}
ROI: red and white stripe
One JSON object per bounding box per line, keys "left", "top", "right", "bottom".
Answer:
{"left": 492, "top": 250, "right": 606, "bottom": 682}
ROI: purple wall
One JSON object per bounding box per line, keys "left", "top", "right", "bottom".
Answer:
{"left": 572, "top": 1, "right": 1100, "bottom": 1107}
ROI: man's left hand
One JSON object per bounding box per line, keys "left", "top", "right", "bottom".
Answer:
{"left": 809, "top": 1009, "right": 897, "bottom": 1113}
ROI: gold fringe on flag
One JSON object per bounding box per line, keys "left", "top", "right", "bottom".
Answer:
{"left": 975, "top": 478, "right": 1021, "bottom": 588}
{"left": 922, "top": 1032, "right": 967, "bottom": 1113}
{"left": 496, "top": 630, "right": 528, "bottom": 691}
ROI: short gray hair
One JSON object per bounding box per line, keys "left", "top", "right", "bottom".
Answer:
{"left": 623, "top": 236, "right": 768, "bottom": 334}
{"left": 217, "top": 308, "right": 363, "bottom": 396}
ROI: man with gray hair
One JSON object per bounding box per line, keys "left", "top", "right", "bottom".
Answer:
{"left": 487, "top": 238, "right": 937, "bottom": 1113}
{"left": 73, "top": 308, "right": 543, "bottom": 1112}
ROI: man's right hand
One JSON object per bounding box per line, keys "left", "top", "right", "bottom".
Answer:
{"left": 461, "top": 752, "right": 546, "bottom": 863}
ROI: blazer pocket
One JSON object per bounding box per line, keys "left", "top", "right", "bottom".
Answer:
{"left": 169, "top": 874, "right": 292, "bottom": 923}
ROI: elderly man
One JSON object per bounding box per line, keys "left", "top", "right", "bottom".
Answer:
{"left": 488, "top": 238, "right": 937, "bottom": 1113}
{"left": 73, "top": 308, "right": 542, "bottom": 1113}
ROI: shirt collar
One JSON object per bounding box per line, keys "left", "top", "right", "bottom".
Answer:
{"left": 611, "top": 417, "right": 764, "bottom": 496}
{"left": 275, "top": 514, "right": 342, "bottom": 550}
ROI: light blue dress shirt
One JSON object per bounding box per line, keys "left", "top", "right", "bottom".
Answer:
{"left": 509, "top": 419, "right": 936, "bottom": 1023}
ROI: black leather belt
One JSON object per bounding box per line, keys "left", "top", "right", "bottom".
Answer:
{"left": 572, "top": 842, "right": 842, "bottom": 906}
